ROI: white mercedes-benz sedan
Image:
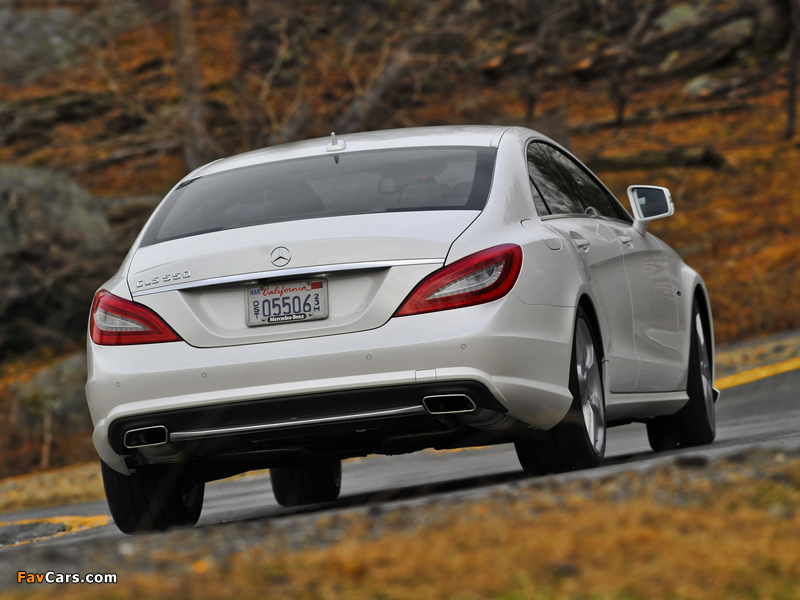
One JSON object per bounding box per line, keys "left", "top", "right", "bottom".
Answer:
{"left": 86, "top": 125, "right": 718, "bottom": 533}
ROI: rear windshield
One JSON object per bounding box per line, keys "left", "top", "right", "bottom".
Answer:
{"left": 140, "top": 146, "right": 497, "bottom": 246}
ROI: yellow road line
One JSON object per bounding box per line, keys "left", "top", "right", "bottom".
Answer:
{"left": 716, "top": 356, "right": 800, "bottom": 390}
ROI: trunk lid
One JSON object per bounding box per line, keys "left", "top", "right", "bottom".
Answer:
{"left": 128, "top": 212, "right": 477, "bottom": 347}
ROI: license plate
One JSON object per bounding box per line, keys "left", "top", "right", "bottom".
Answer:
{"left": 245, "top": 279, "right": 328, "bottom": 327}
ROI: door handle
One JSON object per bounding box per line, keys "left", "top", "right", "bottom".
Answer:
{"left": 573, "top": 238, "right": 590, "bottom": 250}
{"left": 618, "top": 235, "right": 633, "bottom": 248}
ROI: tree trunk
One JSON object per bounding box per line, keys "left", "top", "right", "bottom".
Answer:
{"left": 608, "top": 0, "right": 661, "bottom": 124}
{"left": 171, "top": 0, "right": 215, "bottom": 171}
{"left": 40, "top": 401, "right": 52, "bottom": 470}
{"left": 785, "top": 0, "right": 800, "bottom": 139}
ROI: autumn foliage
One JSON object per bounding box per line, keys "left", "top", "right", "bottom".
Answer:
{"left": 1, "top": 1, "right": 796, "bottom": 347}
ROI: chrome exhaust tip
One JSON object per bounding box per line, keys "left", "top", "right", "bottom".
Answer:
{"left": 422, "top": 394, "right": 477, "bottom": 415}
{"left": 124, "top": 425, "right": 169, "bottom": 449}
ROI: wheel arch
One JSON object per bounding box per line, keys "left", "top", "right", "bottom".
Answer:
{"left": 692, "top": 283, "right": 716, "bottom": 383}
{"left": 577, "top": 294, "right": 605, "bottom": 363}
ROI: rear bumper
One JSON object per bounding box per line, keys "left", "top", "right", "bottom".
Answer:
{"left": 87, "top": 300, "right": 576, "bottom": 473}
{"left": 108, "top": 380, "right": 506, "bottom": 453}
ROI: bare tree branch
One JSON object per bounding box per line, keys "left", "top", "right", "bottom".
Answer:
{"left": 333, "top": 0, "right": 455, "bottom": 135}
{"left": 587, "top": 146, "right": 725, "bottom": 172}
{"left": 569, "top": 102, "right": 752, "bottom": 133}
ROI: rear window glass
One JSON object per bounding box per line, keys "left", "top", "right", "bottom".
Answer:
{"left": 140, "top": 146, "right": 497, "bottom": 246}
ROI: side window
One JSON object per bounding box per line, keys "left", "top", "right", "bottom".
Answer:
{"left": 546, "top": 146, "right": 621, "bottom": 219}
{"left": 527, "top": 142, "right": 626, "bottom": 220}
{"left": 526, "top": 143, "right": 583, "bottom": 215}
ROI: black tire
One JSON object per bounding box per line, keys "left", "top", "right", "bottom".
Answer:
{"left": 270, "top": 460, "right": 342, "bottom": 507}
{"left": 101, "top": 461, "right": 204, "bottom": 534}
{"left": 515, "top": 306, "right": 606, "bottom": 475}
{"left": 646, "top": 300, "right": 716, "bottom": 451}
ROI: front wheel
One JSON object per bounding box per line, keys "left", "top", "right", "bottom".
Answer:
{"left": 101, "top": 461, "right": 204, "bottom": 534}
{"left": 270, "top": 460, "right": 342, "bottom": 507}
{"left": 515, "top": 306, "right": 606, "bottom": 475}
{"left": 647, "top": 300, "right": 716, "bottom": 451}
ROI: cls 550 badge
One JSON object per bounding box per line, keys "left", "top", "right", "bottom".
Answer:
{"left": 136, "top": 270, "right": 191, "bottom": 288}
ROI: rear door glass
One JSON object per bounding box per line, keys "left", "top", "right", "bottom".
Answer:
{"left": 527, "top": 142, "right": 627, "bottom": 220}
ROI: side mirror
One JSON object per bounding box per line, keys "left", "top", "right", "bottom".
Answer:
{"left": 627, "top": 185, "right": 674, "bottom": 235}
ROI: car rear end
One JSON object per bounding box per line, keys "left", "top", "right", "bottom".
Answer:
{"left": 87, "top": 127, "right": 571, "bottom": 482}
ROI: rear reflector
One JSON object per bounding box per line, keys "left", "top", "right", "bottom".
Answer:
{"left": 90, "top": 290, "right": 182, "bottom": 345}
{"left": 394, "top": 244, "right": 522, "bottom": 317}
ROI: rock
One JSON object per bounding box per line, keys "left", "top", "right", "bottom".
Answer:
{"left": 656, "top": 3, "right": 705, "bottom": 32}
{"left": 0, "top": 1, "right": 146, "bottom": 84}
{"left": 711, "top": 18, "right": 754, "bottom": 48}
{"left": 683, "top": 75, "right": 725, "bottom": 99}
{"left": 0, "top": 166, "right": 116, "bottom": 360}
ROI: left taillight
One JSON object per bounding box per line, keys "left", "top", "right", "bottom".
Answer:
{"left": 394, "top": 244, "right": 523, "bottom": 317}
{"left": 90, "top": 290, "right": 182, "bottom": 345}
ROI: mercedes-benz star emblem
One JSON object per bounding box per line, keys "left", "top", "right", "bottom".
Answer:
{"left": 270, "top": 246, "right": 291, "bottom": 267}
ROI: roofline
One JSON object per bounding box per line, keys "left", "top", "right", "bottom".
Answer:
{"left": 188, "top": 125, "right": 511, "bottom": 179}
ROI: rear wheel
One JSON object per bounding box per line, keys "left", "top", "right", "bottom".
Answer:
{"left": 647, "top": 300, "right": 716, "bottom": 451}
{"left": 101, "top": 461, "right": 204, "bottom": 534}
{"left": 515, "top": 306, "right": 606, "bottom": 475}
{"left": 270, "top": 459, "right": 342, "bottom": 507}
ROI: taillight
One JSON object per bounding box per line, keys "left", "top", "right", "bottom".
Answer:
{"left": 395, "top": 244, "right": 522, "bottom": 317}
{"left": 89, "top": 290, "right": 182, "bottom": 345}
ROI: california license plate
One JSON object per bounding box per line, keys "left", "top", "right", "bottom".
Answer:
{"left": 245, "top": 279, "right": 328, "bottom": 326}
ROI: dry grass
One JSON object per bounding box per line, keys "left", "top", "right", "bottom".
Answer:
{"left": 2, "top": 452, "right": 799, "bottom": 600}
{"left": 0, "top": 463, "right": 105, "bottom": 514}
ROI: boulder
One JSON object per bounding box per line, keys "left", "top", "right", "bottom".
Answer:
{"left": 0, "top": 166, "right": 116, "bottom": 360}
{"left": 0, "top": 1, "right": 145, "bottom": 84}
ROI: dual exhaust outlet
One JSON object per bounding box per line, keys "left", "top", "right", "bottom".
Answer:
{"left": 122, "top": 394, "right": 477, "bottom": 449}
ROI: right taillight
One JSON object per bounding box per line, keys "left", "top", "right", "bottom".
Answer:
{"left": 89, "top": 290, "right": 182, "bottom": 345}
{"left": 394, "top": 244, "right": 522, "bottom": 317}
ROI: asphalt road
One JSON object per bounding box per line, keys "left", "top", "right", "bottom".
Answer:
{"left": 1, "top": 368, "right": 798, "bottom": 568}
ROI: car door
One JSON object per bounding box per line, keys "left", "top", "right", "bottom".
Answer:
{"left": 525, "top": 142, "right": 640, "bottom": 393}
{"left": 614, "top": 225, "right": 684, "bottom": 392}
